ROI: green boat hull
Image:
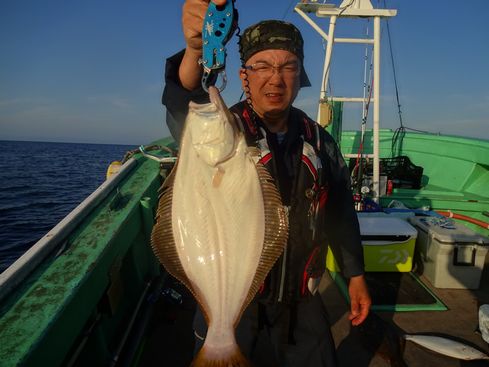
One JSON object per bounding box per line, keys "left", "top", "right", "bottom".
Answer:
{"left": 341, "top": 129, "right": 489, "bottom": 235}
{"left": 0, "top": 131, "right": 487, "bottom": 366}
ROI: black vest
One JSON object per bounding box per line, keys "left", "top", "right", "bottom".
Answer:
{"left": 230, "top": 102, "right": 330, "bottom": 304}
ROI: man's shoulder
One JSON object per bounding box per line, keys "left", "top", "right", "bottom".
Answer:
{"left": 291, "top": 107, "right": 337, "bottom": 146}
{"left": 230, "top": 100, "right": 247, "bottom": 114}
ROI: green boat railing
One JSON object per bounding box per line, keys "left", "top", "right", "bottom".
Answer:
{"left": 0, "top": 139, "right": 176, "bottom": 366}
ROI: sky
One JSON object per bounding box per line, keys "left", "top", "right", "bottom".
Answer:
{"left": 0, "top": 0, "right": 488, "bottom": 145}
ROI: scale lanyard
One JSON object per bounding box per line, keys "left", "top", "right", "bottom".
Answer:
{"left": 200, "top": 0, "right": 237, "bottom": 92}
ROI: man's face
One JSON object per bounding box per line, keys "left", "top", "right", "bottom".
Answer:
{"left": 239, "top": 49, "right": 301, "bottom": 122}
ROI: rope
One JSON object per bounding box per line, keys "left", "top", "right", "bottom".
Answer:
{"left": 381, "top": 0, "right": 406, "bottom": 157}
{"left": 378, "top": 0, "right": 442, "bottom": 154}
{"left": 403, "top": 126, "right": 441, "bottom": 135}
{"left": 121, "top": 145, "right": 176, "bottom": 164}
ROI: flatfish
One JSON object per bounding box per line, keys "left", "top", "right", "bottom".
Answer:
{"left": 151, "top": 86, "right": 288, "bottom": 366}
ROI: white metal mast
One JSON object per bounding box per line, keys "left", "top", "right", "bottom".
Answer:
{"left": 294, "top": 0, "right": 397, "bottom": 202}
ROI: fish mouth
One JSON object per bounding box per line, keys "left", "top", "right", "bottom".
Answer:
{"left": 208, "top": 86, "right": 239, "bottom": 133}
{"left": 208, "top": 86, "right": 229, "bottom": 113}
{"left": 189, "top": 87, "right": 238, "bottom": 166}
{"left": 208, "top": 86, "right": 221, "bottom": 104}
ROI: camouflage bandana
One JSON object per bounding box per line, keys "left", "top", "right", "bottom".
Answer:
{"left": 240, "top": 20, "right": 311, "bottom": 87}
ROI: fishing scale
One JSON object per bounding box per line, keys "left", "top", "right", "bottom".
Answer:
{"left": 200, "top": 0, "right": 237, "bottom": 92}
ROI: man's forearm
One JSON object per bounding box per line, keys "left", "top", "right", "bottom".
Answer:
{"left": 179, "top": 47, "right": 203, "bottom": 91}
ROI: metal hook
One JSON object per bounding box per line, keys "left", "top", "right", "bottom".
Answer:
{"left": 202, "top": 69, "right": 227, "bottom": 93}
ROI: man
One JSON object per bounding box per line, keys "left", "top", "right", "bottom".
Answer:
{"left": 162, "top": 0, "right": 371, "bottom": 365}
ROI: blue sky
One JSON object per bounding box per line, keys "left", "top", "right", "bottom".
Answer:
{"left": 0, "top": 0, "right": 488, "bottom": 145}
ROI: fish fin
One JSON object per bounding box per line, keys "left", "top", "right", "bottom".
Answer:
{"left": 151, "top": 166, "right": 210, "bottom": 323}
{"left": 191, "top": 344, "right": 252, "bottom": 367}
{"left": 237, "top": 161, "right": 289, "bottom": 323}
{"left": 156, "top": 160, "right": 178, "bottom": 198}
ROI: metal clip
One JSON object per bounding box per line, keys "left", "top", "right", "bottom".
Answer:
{"left": 201, "top": 66, "right": 227, "bottom": 93}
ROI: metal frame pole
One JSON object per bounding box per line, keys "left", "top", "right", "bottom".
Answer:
{"left": 317, "top": 15, "right": 337, "bottom": 121}
{"left": 373, "top": 16, "right": 381, "bottom": 201}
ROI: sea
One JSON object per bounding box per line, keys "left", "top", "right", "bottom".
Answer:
{"left": 0, "top": 140, "right": 135, "bottom": 273}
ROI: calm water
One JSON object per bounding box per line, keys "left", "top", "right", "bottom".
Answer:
{"left": 0, "top": 140, "right": 135, "bottom": 273}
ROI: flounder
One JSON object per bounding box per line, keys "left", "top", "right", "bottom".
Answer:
{"left": 151, "top": 86, "right": 288, "bottom": 366}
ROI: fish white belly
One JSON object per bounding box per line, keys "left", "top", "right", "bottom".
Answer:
{"left": 151, "top": 87, "right": 287, "bottom": 366}
{"left": 172, "top": 134, "right": 264, "bottom": 344}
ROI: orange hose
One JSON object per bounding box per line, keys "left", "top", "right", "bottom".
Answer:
{"left": 436, "top": 210, "right": 489, "bottom": 230}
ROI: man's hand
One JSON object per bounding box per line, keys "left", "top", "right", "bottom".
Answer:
{"left": 348, "top": 274, "right": 371, "bottom": 326}
{"left": 179, "top": 0, "right": 227, "bottom": 90}
{"left": 182, "top": 0, "right": 228, "bottom": 54}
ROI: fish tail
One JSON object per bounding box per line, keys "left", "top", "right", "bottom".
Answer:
{"left": 190, "top": 344, "right": 252, "bottom": 367}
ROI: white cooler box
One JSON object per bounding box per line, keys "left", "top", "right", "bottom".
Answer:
{"left": 409, "top": 216, "right": 489, "bottom": 289}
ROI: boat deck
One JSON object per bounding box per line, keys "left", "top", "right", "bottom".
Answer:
{"left": 138, "top": 251, "right": 489, "bottom": 366}
{"left": 324, "top": 254, "right": 489, "bottom": 367}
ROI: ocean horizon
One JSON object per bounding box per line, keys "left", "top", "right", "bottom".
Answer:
{"left": 0, "top": 140, "right": 135, "bottom": 273}
{"left": 0, "top": 138, "right": 139, "bottom": 147}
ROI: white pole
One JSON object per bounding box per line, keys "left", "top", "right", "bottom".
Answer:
{"left": 373, "top": 16, "right": 381, "bottom": 201}
{"left": 294, "top": 7, "right": 330, "bottom": 43}
{"left": 317, "top": 15, "right": 337, "bottom": 121}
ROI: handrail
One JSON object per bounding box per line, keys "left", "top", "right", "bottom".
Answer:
{"left": 0, "top": 158, "right": 138, "bottom": 302}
